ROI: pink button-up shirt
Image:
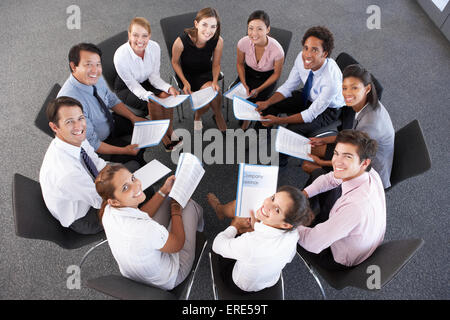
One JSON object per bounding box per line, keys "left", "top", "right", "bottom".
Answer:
{"left": 237, "top": 36, "right": 284, "bottom": 72}
{"left": 297, "top": 168, "right": 386, "bottom": 266}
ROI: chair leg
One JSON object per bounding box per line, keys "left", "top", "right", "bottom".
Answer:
{"left": 79, "top": 239, "right": 108, "bottom": 269}
{"left": 208, "top": 252, "right": 219, "bottom": 300}
{"left": 181, "top": 239, "right": 208, "bottom": 300}
{"left": 281, "top": 272, "right": 285, "bottom": 300}
{"left": 297, "top": 252, "right": 327, "bottom": 300}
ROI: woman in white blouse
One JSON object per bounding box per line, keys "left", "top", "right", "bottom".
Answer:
{"left": 207, "top": 186, "right": 313, "bottom": 292}
{"left": 95, "top": 163, "right": 204, "bottom": 290}
{"left": 114, "top": 17, "right": 182, "bottom": 152}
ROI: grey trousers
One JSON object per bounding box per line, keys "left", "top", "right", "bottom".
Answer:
{"left": 151, "top": 198, "right": 204, "bottom": 289}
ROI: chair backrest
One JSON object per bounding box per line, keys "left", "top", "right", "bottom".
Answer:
{"left": 390, "top": 120, "right": 431, "bottom": 187}
{"left": 97, "top": 31, "right": 129, "bottom": 90}
{"left": 160, "top": 12, "right": 197, "bottom": 59}
{"left": 12, "top": 173, "right": 104, "bottom": 249}
{"left": 269, "top": 27, "right": 293, "bottom": 59}
{"left": 35, "top": 84, "right": 60, "bottom": 138}
{"left": 209, "top": 250, "right": 284, "bottom": 300}
{"left": 298, "top": 239, "right": 424, "bottom": 290}
{"left": 335, "top": 52, "right": 384, "bottom": 100}
{"left": 87, "top": 232, "right": 207, "bottom": 299}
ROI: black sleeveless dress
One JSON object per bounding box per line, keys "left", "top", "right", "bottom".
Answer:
{"left": 177, "top": 32, "right": 219, "bottom": 91}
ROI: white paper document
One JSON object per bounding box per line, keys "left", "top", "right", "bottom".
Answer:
{"left": 131, "top": 119, "right": 170, "bottom": 149}
{"left": 233, "top": 96, "right": 269, "bottom": 121}
{"left": 134, "top": 159, "right": 172, "bottom": 191}
{"left": 148, "top": 94, "right": 189, "bottom": 109}
{"left": 169, "top": 153, "right": 205, "bottom": 208}
{"left": 275, "top": 126, "right": 313, "bottom": 161}
{"left": 189, "top": 86, "right": 218, "bottom": 110}
{"left": 224, "top": 82, "right": 250, "bottom": 100}
{"left": 235, "top": 163, "right": 278, "bottom": 218}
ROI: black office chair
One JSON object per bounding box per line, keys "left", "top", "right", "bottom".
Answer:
{"left": 86, "top": 232, "right": 207, "bottom": 300}
{"left": 12, "top": 173, "right": 107, "bottom": 267}
{"left": 160, "top": 12, "right": 226, "bottom": 122}
{"left": 308, "top": 52, "right": 384, "bottom": 138}
{"left": 226, "top": 27, "right": 293, "bottom": 123}
{"left": 209, "top": 250, "right": 285, "bottom": 300}
{"left": 296, "top": 239, "right": 424, "bottom": 299}
{"left": 388, "top": 120, "right": 431, "bottom": 189}
{"left": 35, "top": 84, "right": 60, "bottom": 138}
{"left": 96, "top": 31, "right": 147, "bottom": 117}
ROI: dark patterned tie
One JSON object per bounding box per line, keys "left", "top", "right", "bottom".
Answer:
{"left": 302, "top": 70, "right": 314, "bottom": 105}
{"left": 93, "top": 85, "right": 115, "bottom": 132}
{"left": 80, "top": 147, "right": 99, "bottom": 179}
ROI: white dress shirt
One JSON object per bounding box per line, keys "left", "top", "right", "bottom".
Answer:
{"left": 102, "top": 205, "right": 180, "bottom": 290}
{"left": 39, "top": 137, "right": 106, "bottom": 227}
{"left": 276, "top": 52, "right": 345, "bottom": 123}
{"left": 212, "top": 222, "right": 299, "bottom": 292}
{"left": 114, "top": 40, "right": 171, "bottom": 102}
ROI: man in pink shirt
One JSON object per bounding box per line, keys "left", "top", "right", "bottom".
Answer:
{"left": 297, "top": 130, "right": 386, "bottom": 269}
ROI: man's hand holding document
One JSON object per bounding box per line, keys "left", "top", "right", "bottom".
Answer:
{"left": 233, "top": 96, "right": 270, "bottom": 121}
{"left": 131, "top": 119, "right": 170, "bottom": 149}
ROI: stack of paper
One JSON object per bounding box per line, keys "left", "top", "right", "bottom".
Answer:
{"left": 189, "top": 86, "right": 218, "bottom": 110}
{"left": 134, "top": 159, "right": 172, "bottom": 191}
{"left": 233, "top": 96, "right": 269, "bottom": 121}
{"left": 169, "top": 153, "right": 205, "bottom": 208}
{"left": 275, "top": 126, "right": 313, "bottom": 161}
{"left": 234, "top": 163, "right": 278, "bottom": 218}
{"left": 148, "top": 94, "right": 189, "bottom": 109}
{"left": 223, "top": 82, "right": 250, "bottom": 100}
{"left": 131, "top": 119, "right": 170, "bottom": 149}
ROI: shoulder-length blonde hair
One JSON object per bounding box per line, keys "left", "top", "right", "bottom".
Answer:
{"left": 184, "top": 8, "right": 221, "bottom": 44}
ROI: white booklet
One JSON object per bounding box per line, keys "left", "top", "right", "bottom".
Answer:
{"left": 169, "top": 153, "right": 205, "bottom": 208}
{"left": 189, "top": 86, "right": 218, "bottom": 110}
{"left": 224, "top": 82, "right": 250, "bottom": 100}
{"left": 234, "top": 163, "right": 278, "bottom": 218}
{"left": 134, "top": 159, "right": 172, "bottom": 191}
{"left": 131, "top": 119, "right": 170, "bottom": 149}
{"left": 275, "top": 126, "right": 313, "bottom": 161}
{"left": 148, "top": 94, "right": 189, "bottom": 109}
{"left": 233, "top": 96, "right": 269, "bottom": 121}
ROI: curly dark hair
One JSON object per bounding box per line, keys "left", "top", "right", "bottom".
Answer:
{"left": 301, "top": 26, "right": 334, "bottom": 57}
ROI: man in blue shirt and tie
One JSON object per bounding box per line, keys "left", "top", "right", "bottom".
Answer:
{"left": 255, "top": 26, "right": 345, "bottom": 166}
{"left": 58, "top": 43, "right": 148, "bottom": 165}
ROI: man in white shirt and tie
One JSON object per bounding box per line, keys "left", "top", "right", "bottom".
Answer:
{"left": 255, "top": 26, "right": 345, "bottom": 166}
{"left": 40, "top": 96, "right": 108, "bottom": 234}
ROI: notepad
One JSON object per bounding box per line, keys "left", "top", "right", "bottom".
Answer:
{"left": 275, "top": 126, "right": 313, "bottom": 161}
{"left": 169, "top": 153, "right": 205, "bottom": 208}
{"left": 224, "top": 82, "right": 250, "bottom": 100}
{"left": 134, "top": 159, "right": 172, "bottom": 191}
{"left": 233, "top": 96, "right": 269, "bottom": 121}
{"left": 189, "top": 86, "right": 218, "bottom": 110}
{"left": 130, "top": 119, "right": 170, "bottom": 149}
{"left": 235, "top": 163, "right": 278, "bottom": 218}
{"left": 148, "top": 94, "right": 189, "bottom": 109}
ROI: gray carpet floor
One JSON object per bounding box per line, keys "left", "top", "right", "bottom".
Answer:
{"left": 1, "top": 0, "right": 449, "bottom": 300}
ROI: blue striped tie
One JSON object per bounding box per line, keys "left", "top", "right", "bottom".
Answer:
{"left": 302, "top": 70, "right": 314, "bottom": 105}
{"left": 80, "top": 147, "right": 99, "bottom": 179}
{"left": 93, "top": 85, "right": 115, "bottom": 132}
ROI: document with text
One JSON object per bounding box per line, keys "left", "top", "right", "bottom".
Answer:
{"left": 134, "top": 159, "right": 172, "bottom": 191}
{"left": 235, "top": 163, "right": 278, "bottom": 218}
{"left": 189, "top": 86, "right": 218, "bottom": 110}
{"left": 275, "top": 126, "right": 313, "bottom": 161}
{"left": 233, "top": 96, "right": 269, "bottom": 121}
{"left": 169, "top": 153, "right": 205, "bottom": 208}
{"left": 224, "top": 82, "right": 250, "bottom": 100}
{"left": 148, "top": 94, "right": 189, "bottom": 109}
{"left": 131, "top": 119, "right": 170, "bottom": 149}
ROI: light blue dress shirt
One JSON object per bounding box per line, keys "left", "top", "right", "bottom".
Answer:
{"left": 58, "top": 74, "right": 121, "bottom": 150}
{"left": 276, "top": 52, "right": 345, "bottom": 123}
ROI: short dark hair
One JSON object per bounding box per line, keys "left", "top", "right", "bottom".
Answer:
{"left": 46, "top": 96, "right": 83, "bottom": 126}
{"left": 68, "top": 43, "right": 102, "bottom": 73}
{"left": 301, "top": 26, "right": 334, "bottom": 57}
{"left": 343, "top": 64, "right": 379, "bottom": 110}
{"left": 247, "top": 10, "right": 270, "bottom": 27}
{"left": 278, "top": 185, "right": 313, "bottom": 230}
{"left": 335, "top": 130, "right": 378, "bottom": 171}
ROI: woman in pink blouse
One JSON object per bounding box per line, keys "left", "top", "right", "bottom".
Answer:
{"left": 236, "top": 10, "right": 285, "bottom": 130}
